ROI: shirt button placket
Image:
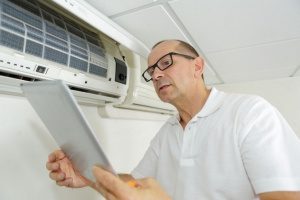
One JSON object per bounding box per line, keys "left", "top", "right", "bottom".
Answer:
{"left": 180, "top": 124, "right": 195, "bottom": 167}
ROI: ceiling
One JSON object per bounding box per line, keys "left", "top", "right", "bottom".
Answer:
{"left": 84, "top": 0, "right": 300, "bottom": 85}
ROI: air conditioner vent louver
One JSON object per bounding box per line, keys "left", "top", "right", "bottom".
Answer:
{"left": 0, "top": 70, "right": 120, "bottom": 99}
{"left": 0, "top": 0, "right": 108, "bottom": 78}
{"left": 69, "top": 86, "right": 120, "bottom": 98}
{"left": 0, "top": 70, "right": 41, "bottom": 82}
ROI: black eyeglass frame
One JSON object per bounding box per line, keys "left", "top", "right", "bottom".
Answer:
{"left": 142, "top": 52, "right": 196, "bottom": 82}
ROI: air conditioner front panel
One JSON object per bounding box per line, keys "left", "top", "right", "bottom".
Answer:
{"left": 0, "top": 0, "right": 128, "bottom": 104}
{"left": 0, "top": 47, "right": 127, "bottom": 97}
{"left": 132, "top": 85, "right": 175, "bottom": 110}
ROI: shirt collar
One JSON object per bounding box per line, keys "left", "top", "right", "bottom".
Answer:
{"left": 167, "top": 87, "right": 226, "bottom": 125}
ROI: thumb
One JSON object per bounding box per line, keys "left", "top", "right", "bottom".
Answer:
{"left": 92, "top": 166, "right": 133, "bottom": 198}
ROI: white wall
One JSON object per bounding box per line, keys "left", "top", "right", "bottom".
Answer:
{"left": 215, "top": 76, "right": 300, "bottom": 136}
{"left": 0, "top": 93, "right": 164, "bottom": 200}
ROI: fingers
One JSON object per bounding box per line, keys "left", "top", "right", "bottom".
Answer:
{"left": 137, "top": 178, "right": 172, "bottom": 200}
{"left": 56, "top": 177, "right": 73, "bottom": 187}
{"left": 92, "top": 166, "right": 132, "bottom": 199}
{"left": 47, "top": 150, "right": 66, "bottom": 172}
{"left": 104, "top": 192, "right": 118, "bottom": 200}
{"left": 92, "top": 168, "right": 171, "bottom": 200}
{"left": 49, "top": 171, "right": 65, "bottom": 181}
{"left": 48, "top": 150, "right": 66, "bottom": 162}
{"left": 46, "top": 162, "right": 59, "bottom": 171}
{"left": 95, "top": 182, "right": 117, "bottom": 200}
{"left": 139, "top": 177, "right": 165, "bottom": 191}
{"left": 139, "top": 177, "right": 157, "bottom": 187}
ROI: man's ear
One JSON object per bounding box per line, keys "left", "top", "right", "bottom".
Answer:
{"left": 194, "top": 57, "right": 204, "bottom": 78}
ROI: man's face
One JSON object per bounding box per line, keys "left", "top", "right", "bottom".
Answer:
{"left": 148, "top": 41, "right": 196, "bottom": 104}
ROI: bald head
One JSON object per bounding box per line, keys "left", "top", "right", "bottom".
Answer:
{"left": 151, "top": 39, "right": 199, "bottom": 57}
{"left": 148, "top": 39, "right": 204, "bottom": 80}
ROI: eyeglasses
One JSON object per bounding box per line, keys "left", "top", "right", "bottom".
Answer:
{"left": 142, "top": 52, "right": 196, "bottom": 82}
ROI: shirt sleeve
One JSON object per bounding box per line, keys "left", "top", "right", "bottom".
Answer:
{"left": 238, "top": 97, "right": 300, "bottom": 194}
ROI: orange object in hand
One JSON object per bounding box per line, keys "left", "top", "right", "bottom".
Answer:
{"left": 127, "top": 180, "right": 139, "bottom": 188}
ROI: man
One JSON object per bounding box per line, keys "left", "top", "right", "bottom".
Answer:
{"left": 47, "top": 39, "right": 300, "bottom": 199}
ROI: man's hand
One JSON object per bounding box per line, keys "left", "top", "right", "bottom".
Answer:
{"left": 46, "top": 150, "right": 92, "bottom": 188}
{"left": 92, "top": 166, "right": 171, "bottom": 200}
{"left": 259, "top": 191, "right": 300, "bottom": 200}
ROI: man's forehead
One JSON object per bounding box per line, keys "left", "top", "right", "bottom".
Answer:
{"left": 148, "top": 41, "right": 179, "bottom": 64}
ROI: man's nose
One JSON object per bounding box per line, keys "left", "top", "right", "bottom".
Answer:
{"left": 152, "top": 67, "right": 164, "bottom": 81}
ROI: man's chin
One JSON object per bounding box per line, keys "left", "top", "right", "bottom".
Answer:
{"left": 158, "top": 96, "right": 172, "bottom": 104}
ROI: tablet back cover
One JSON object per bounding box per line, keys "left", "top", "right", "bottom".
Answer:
{"left": 21, "top": 80, "right": 115, "bottom": 181}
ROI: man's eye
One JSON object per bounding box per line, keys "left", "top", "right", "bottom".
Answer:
{"left": 163, "top": 60, "right": 171, "bottom": 65}
{"left": 160, "top": 60, "right": 172, "bottom": 67}
{"left": 147, "top": 67, "right": 155, "bottom": 75}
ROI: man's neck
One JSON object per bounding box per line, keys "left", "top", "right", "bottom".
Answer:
{"left": 175, "top": 87, "right": 211, "bottom": 129}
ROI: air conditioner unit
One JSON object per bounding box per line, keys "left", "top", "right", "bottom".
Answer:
{"left": 0, "top": 0, "right": 128, "bottom": 105}
{"left": 0, "top": 0, "right": 176, "bottom": 115}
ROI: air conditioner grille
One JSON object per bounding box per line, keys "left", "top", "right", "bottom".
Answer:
{"left": 0, "top": 29, "right": 24, "bottom": 51}
{"left": 70, "top": 56, "right": 88, "bottom": 72}
{"left": 90, "top": 63, "right": 107, "bottom": 77}
{"left": 4, "top": 1, "right": 43, "bottom": 29}
{"left": 44, "top": 46, "right": 68, "bottom": 65}
{"left": 27, "top": 25, "right": 43, "bottom": 41}
{"left": 0, "top": 0, "right": 109, "bottom": 78}
{"left": 25, "top": 39, "right": 42, "bottom": 57}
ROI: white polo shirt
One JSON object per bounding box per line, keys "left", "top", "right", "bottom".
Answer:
{"left": 132, "top": 88, "right": 300, "bottom": 200}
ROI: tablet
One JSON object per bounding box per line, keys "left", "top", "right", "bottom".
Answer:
{"left": 20, "top": 80, "right": 115, "bottom": 181}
